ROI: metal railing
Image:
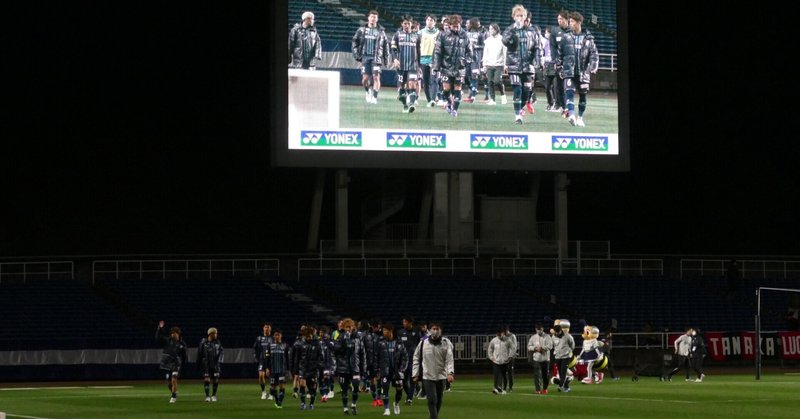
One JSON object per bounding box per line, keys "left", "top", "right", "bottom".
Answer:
{"left": 297, "top": 257, "right": 475, "bottom": 280}
{"left": 91, "top": 259, "right": 280, "bottom": 284}
{"left": 0, "top": 261, "right": 74, "bottom": 284}
{"left": 318, "top": 239, "right": 610, "bottom": 259}
{"left": 680, "top": 259, "right": 800, "bottom": 279}
{"left": 491, "top": 257, "right": 663, "bottom": 278}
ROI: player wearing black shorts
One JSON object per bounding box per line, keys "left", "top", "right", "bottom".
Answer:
{"left": 268, "top": 329, "right": 290, "bottom": 408}
{"left": 197, "top": 327, "right": 224, "bottom": 402}
{"left": 156, "top": 321, "right": 187, "bottom": 404}
{"left": 377, "top": 323, "right": 409, "bottom": 416}
{"left": 391, "top": 15, "right": 421, "bottom": 113}
{"left": 253, "top": 322, "right": 273, "bottom": 399}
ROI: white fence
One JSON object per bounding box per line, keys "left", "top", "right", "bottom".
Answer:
{"left": 492, "top": 258, "right": 663, "bottom": 278}
{"left": 297, "top": 258, "right": 475, "bottom": 280}
{"left": 92, "top": 259, "right": 280, "bottom": 283}
{"left": 680, "top": 259, "right": 800, "bottom": 279}
{"left": 0, "top": 261, "right": 74, "bottom": 284}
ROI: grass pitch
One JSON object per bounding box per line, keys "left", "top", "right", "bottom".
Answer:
{"left": 340, "top": 85, "right": 618, "bottom": 134}
{"left": 1, "top": 374, "right": 798, "bottom": 418}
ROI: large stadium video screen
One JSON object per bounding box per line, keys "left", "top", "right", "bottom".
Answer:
{"left": 272, "top": 0, "right": 628, "bottom": 171}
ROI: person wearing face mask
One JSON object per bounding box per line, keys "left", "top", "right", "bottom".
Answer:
{"left": 488, "top": 326, "right": 512, "bottom": 394}
{"left": 689, "top": 329, "right": 707, "bottom": 382}
{"left": 527, "top": 323, "right": 554, "bottom": 394}
{"left": 412, "top": 323, "right": 454, "bottom": 419}
{"left": 482, "top": 23, "right": 507, "bottom": 105}
{"left": 666, "top": 327, "right": 693, "bottom": 382}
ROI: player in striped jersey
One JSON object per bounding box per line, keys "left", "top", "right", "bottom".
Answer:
{"left": 391, "top": 15, "right": 421, "bottom": 113}
{"left": 560, "top": 11, "right": 598, "bottom": 127}
{"left": 353, "top": 10, "right": 390, "bottom": 104}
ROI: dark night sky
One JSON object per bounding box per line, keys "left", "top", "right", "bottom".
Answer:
{"left": 3, "top": 2, "right": 797, "bottom": 257}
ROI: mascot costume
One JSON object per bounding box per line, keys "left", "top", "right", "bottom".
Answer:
{"left": 577, "top": 326, "right": 608, "bottom": 384}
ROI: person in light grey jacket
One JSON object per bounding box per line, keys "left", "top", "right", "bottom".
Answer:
{"left": 666, "top": 327, "right": 693, "bottom": 381}
{"left": 412, "top": 323, "right": 454, "bottom": 419}
{"left": 552, "top": 319, "right": 575, "bottom": 392}
{"left": 488, "top": 327, "right": 512, "bottom": 394}
{"left": 527, "top": 323, "right": 554, "bottom": 394}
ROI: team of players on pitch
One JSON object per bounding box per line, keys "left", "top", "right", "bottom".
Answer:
{"left": 290, "top": 5, "right": 599, "bottom": 126}
{"left": 157, "top": 316, "right": 450, "bottom": 416}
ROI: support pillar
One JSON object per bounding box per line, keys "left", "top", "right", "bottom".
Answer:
{"left": 335, "top": 169, "right": 349, "bottom": 253}
{"left": 307, "top": 169, "right": 325, "bottom": 252}
{"left": 555, "top": 173, "right": 569, "bottom": 260}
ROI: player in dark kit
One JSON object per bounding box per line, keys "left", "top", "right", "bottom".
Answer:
{"left": 297, "top": 327, "right": 325, "bottom": 410}
{"left": 319, "top": 326, "right": 335, "bottom": 402}
{"left": 549, "top": 10, "right": 570, "bottom": 114}
{"left": 364, "top": 320, "right": 384, "bottom": 407}
{"left": 398, "top": 316, "right": 421, "bottom": 404}
{"left": 197, "top": 327, "right": 224, "bottom": 402}
{"left": 156, "top": 321, "right": 187, "bottom": 404}
{"left": 377, "top": 323, "right": 409, "bottom": 416}
{"left": 391, "top": 15, "right": 421, "bottom": 114}
{"left": 268, "top": 329, "right": 290, "bottom": 408}
{"left": 503, "top": 4, "right": 540, "bottom": 125}
{"left": 432, "top": 14, "right": 472, "bottom": 118}
{"left": 559, "top": 11, "right": 598, "bottom": 127}
{"left": 253, "top": 323, "right": 273, "bottom": 400}
{"left": 353, "top": 10, "right": 390, "bottom": 104}
{"left": 334, "top": 318, "right": 364, "bottom": 415}
{"left": 289, "top": 325, "right": 308, "bottom": 399}
{"left": 465, "top": 18, "right": 487, "bottom": 103}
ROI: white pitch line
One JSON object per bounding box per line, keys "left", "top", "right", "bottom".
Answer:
{"left": 450, "top": 389, "right": 699, "bottom": 404}
{"left": 6, "top": 413, "right": 54, "bottom": 419}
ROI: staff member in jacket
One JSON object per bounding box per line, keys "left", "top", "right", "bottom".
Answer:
{"left": 288, "top": 11, "right": 322, "bottom": 70}
{"left": 488, "top": 327, "right": 512, "bottom": 394}
{"left": 412, "top": 322, "right": 454, "bottom": 419}
{"left": 552, "top": 319, "right": 575, "bottom": 393}
{"left": 528, "top": 323, "right": 554, "bottom": 394}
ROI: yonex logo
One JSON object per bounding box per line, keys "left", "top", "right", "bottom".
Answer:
{"left": 551, "top": 136, "right": 608, "bottom": 151}
{"left": 386, "top": 132, "right": 446, "bottom": 148}
{"left": 301, "top": 131, "right": 362, "bottom": 147}
{"left": 470, "top": 134, "right": 528, "bottom": 150}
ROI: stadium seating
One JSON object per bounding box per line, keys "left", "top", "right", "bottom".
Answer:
{"left": 290, "top": 0, "right": 618, "bottom": 56}
{"left": 3, "top": 273, "right": 794, "bottom": 352}
{"left": 0, "top": 280, "right": 141, "bottom": 350}
{"left": 97, "top": 278, "right": 332, "bottom": 347}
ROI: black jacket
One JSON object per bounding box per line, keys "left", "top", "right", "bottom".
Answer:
{"left": 288, "top": 23, "right": 322, "bottom": 69}
{"left": 156, "top": 326, "right": 187, "bottom": 372}
{"left": 502, "top": 24, "right": 540, "bottom": 73}
{"left": 376, "top": 338, "right": 409, "bottom": 378}
{"left": 333, "top": 331, "right": 364, "bottom": 375}
{"left": 432, "top": 28, "right": 473, "bottom": 76}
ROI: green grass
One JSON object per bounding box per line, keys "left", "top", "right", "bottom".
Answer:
{"left": 340, "top": 85, "right": 618, "bottom": 133}
{"left": 2, "top": 374, "right": 799, "bottom": 418}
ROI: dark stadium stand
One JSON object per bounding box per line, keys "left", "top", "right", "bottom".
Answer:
{"left": 97, "top": 278, "right": 332, "bottom": 347}
{"left": 2, "top": 274, "right": 794, "bottom": 351}
{"left": 0, "top": 281, "right": 141, "bottom": 350}
{"left": 288, "top": 0, "right": 617, "bottom": 56}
